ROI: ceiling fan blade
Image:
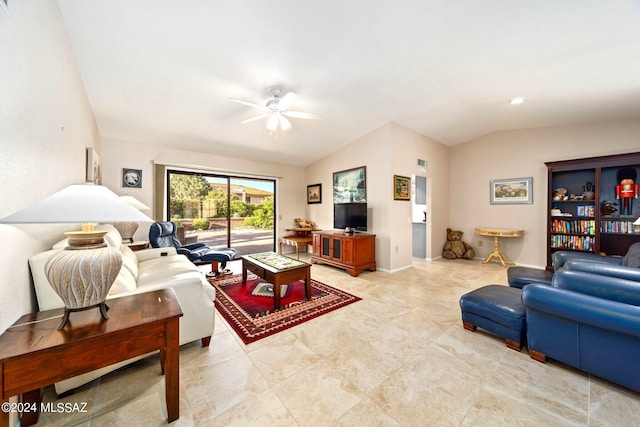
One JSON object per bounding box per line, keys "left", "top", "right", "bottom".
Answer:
{"left": 283, "top": 111, "right": 321, "bottom": 120}
{"left": 266, "top": 114, "right": 279, "bottom": 131}
{"left": 279, "top": 115, "right": 292, "bottom": 131}
{"left": 240, "top": 113, "right": 271, "bottom": 124}
{"left": 230, "top": 98, "right": 265, "bottom": 109}
{"left": 277, "top": 92, "right": 298, "bottom": 111}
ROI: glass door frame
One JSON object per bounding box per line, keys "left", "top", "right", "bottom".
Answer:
{"left": 165, "top": 169, "right": 277, "bottom": 252}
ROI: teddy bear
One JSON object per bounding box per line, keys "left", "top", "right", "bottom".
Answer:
{"left": 443, "top": 228, "right": 476, "bottom": 260}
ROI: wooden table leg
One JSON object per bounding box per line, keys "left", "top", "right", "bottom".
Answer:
{"left": 1, "top": 399, "right": 9, "bottom": 427}
{"left": 20, "top": 389, "right": 41, "bottom": 427}
{"left": 165, "top": 318, "right": 179, "bottom": 423}
{"left": 274, "top": 279, "right": 281, "bottom": 310}
{"left": 241, "top": 259, "right": 247, "bottom": 284}
{"left": 304, "top": 266, "right": 311, "bottom": 301}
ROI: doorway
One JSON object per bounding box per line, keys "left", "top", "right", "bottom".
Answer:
{"left": 412, "top": 175, "right": 427, "bottom": 258}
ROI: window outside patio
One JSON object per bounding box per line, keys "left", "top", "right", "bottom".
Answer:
{"left": 168, "top": 171, "right": 275, "bottom": 256}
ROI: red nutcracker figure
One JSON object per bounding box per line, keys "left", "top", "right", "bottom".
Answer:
{"left": 616, "top": 168, "right": 639, "bottom": 217}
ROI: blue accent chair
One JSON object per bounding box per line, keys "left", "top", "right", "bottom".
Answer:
{"left": 149, "top": 221, "right": 237, "bottom": 274}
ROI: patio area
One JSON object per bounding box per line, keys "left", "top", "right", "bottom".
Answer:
{"left": 186, "top": 227, "right": 275, "bottom": 256}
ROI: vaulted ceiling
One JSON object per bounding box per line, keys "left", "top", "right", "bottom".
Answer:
{"left": 56, "top": 1, "right": 640, "bottom": 166}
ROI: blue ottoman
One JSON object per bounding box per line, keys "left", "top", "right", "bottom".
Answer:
{"left": 507, "top": 266, "right": 553, "bottom": 289}
{"left": 460, "top": 285, "right": 526, "bottom": 351}
{"left": 202, "top": 248, "right": 237, "bottom": 277}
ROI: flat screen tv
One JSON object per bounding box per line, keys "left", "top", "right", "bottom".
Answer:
{"left": 334, "top": 202, "right": 367, "bottom": 232}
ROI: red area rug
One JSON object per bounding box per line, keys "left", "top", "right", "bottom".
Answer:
{"left": 209, "top": 273, "right": 361, "bottom": 344}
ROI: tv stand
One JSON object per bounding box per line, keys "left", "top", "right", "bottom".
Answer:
{"left": 311, "top": 230, "right": 376, "bottom": 277}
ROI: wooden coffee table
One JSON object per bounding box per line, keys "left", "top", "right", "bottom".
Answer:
{"left": 0, "top": 289, "right": 182, "bottom": 427}
{"left": 242, "top": 252, "right": 311, "bottom": 309}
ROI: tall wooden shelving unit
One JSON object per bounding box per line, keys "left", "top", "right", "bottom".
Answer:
{"left": 546, "top": 152, "right": 640, "bottom": 270}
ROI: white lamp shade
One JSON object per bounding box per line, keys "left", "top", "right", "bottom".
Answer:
{"left": 119, "top": 195, "right": 150, "bottom": 211}
{"left": 0, "top": 184, "right": 153, "bottom": 224}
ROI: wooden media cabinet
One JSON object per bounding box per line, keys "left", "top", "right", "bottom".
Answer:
{"left": 311, "top": 230, "right": 376, "bottom": 277}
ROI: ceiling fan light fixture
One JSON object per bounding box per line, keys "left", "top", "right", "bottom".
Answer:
{"left": 232, "top": 88, "right": 320, "bottom": 132}
{"left": 266, "top": 114, "right": 279, "bottom": 131}
{"left": 279, "top": 115, "right": 291, "bottom": 131}
{"left": 510, "top": 97, "right": 525, "bottom": 105}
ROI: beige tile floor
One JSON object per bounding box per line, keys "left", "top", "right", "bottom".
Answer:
{"left": 37, "top": 256, "right": 640, "bottom": 426}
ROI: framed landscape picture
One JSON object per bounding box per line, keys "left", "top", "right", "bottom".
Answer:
{"left": 490, "top": 177, "right": 533, "bottom": 204}
{"left": 307, "top": 183, "right": 322, "bottom": 204}
{"left": 333, "top": 166, "right": 366, "bottom": 203}
{"left": 393, "top": 175, "right": 411, "bottom": 200}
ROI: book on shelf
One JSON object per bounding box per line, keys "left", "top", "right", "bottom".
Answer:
{"left": 600, "top": 219, "right": 639, "bottom": 234}
{"left": 550, "top": 235, "right": 594, "bottom": 251}
{"left": 551, "top": 219, "right": 596, "bottom": 235}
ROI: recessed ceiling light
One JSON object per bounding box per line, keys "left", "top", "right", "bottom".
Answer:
{"left": 510, "top": 97, "right": 525, "bottom": 105}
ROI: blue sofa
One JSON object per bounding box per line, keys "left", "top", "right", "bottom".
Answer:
{"left": 522, "top": 268, "right": 640, "bottom": 392}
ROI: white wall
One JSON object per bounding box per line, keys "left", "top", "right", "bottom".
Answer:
{"left": 305, "top": 122, "right": 449, "bottom": 271}
{"left": 450, "top": 119, "right": 640, "bottom": 267}
{"left": 0, "top": 2, "right": 100, "bottom": 333}
{"left": 389, "top": 123, "right": 449, "bottom": 267}
{"left": 100, "top": 138, "right": 306, "bottom": 242}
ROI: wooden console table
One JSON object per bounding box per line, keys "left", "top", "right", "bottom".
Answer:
{"left": 475, "top": 227, "right": 525, "bottom": 267}
{"left": 0, "top": 289, "right": 183, "bottom": 426}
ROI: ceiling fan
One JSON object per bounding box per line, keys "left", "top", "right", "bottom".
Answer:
{"left": 230, "top": 88, "right": 320, "bottom": 131}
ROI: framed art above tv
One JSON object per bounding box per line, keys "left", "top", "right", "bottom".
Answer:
{"left": 333, "top": 166, "right": 366, "bottom": 203}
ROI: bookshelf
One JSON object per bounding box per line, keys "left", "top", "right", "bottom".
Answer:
{"left": 546, "top": 152, "right": 640, "bottom": 270}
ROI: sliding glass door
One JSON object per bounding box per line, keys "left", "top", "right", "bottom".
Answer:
{"left": 167, "top": 170, "right": 276, "bottom": 256}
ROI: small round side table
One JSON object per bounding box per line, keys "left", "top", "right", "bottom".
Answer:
{"left": 475, "top": 227, "right": 524, "bottom": 267}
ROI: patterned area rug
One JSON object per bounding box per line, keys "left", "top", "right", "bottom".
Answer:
{"left": 209, "top": 273, "right": 361, "bottom": 344}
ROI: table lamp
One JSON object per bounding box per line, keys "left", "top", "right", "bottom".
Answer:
{"left": 113, "top": 195, "right": 150, "bottom": 243}
{"left": 0, "top": 184, "right": 153, "bottom": 329}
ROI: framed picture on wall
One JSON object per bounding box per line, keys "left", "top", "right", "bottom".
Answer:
{"left": 333, "top": 166, "right": 366, "bottom": 203}
{"left": 393, "top": 175, "right": 411, "bottom": 200}
{"left": 307, "top": 183, "right": 322, "bottom": 204}
{"left": 122, "top": 168, "right": 142, "bottom": 188}
{"left": 490, "top": 177, "right": 533, "bottom": 204}
{"left": 86, "top": 148, "right": 102, "bottom": 184}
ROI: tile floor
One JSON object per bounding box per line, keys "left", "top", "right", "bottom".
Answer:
{"left": 37, "top": 256, "right": 640, "bottom": 426}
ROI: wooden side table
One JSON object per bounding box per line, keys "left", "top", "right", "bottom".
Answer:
{"left": 0, "top": 289, "right": 183, "bottom": 426}
{"left": 475, "top": 227, "right": 525, "bottom": 267}
{"left": 126, "top": 241, "right": 149, "bottom": 251}
{"left": 280, "top": 228, "right": 319, "bottom": 259}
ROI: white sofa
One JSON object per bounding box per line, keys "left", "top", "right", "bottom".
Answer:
{"left": 28, "top": 224, "right": 215, "bottom": 394}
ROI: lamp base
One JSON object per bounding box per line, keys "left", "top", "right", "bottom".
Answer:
{"left": 45, "top": 244, "right": 122, "bottom": 330}
{"left": 113, "top": 222, "right": 139, "bottom": 244}
{"left": 58, "top": 302, "right": 110, "bottom": 330}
